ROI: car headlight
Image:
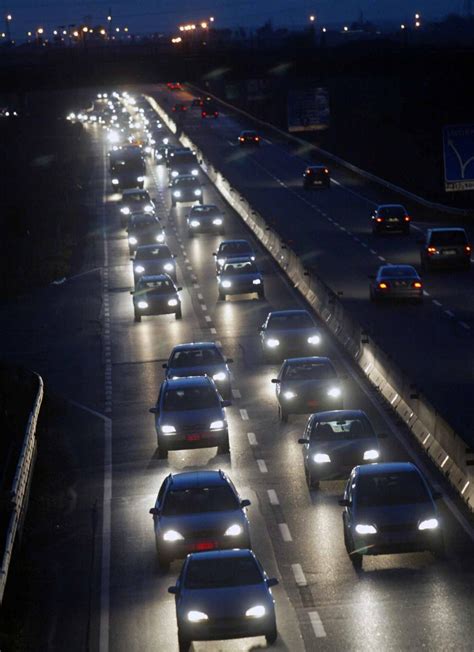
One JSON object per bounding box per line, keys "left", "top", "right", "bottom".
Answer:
{"left": 212, "top": 372, "right": 226, "bottom": 382}
{"left": 144, "top": 146, "right": 152, "bottom": 153}
{"left": 137, "top": 176, "right": 145, "bottom": 182}
{"left": 221, "top": 280, "right": 232, "bottom": 288}
{"left": 217, "top": 258, "right": 225, "bottom": 266}
{"left": 168, "top": 298, "right": 178, "bottom": 306}
{"left": 313, "top": 453, "right": 331, "bottom": 464}
{"left": 137, "top": 301, "right": 148, "bottom": 309}
{"left": 157, "top": 153, "right": 163, "bottom": 160}
{"left": 224, "top": 524, "right": 242, "bottom": 536}
{"left": 251, "top": 255, "right": 255, "bottom": 261}
{"left": 327, "top": 387, "right": 341, "bottom": 398}
{"left": 120, "top": 206, "right": 130, "bottom": 215}
{"left": 212, "top": 218, "right": 223, "bottom": 225}
{"left": 266, "top": 338, "right": 280, "bottom": 348}
{"left": 355, "top": 524, "right": 377, "bottom": 535}
{"left": 161, "top": 424, "right": 176, "bottom": 434}
{"left": 252, "top": 279, "right": 262, "bottom": 285}
{"left": 187, "top": 610, "right": 208, "bottom": 623}
{"left": 163, "top": 263, "right": 174, "bottom": 272}
{"left": 245, "top": 605, "right": 266, "bottom": 619}
{"left": 190, "top": 220, "right": 200, "bottom": 227}
{"left": 194, "top": 189, "right": 202, "bottom": 196}
{"left": 210, "top": 420, "right": 224, "bottom": 430}
{"left": 283, "top": 391, "right": 296, "bottom": 400}
{"left": 163, "top": 530, "right": 184, "bottom": 542}
{"left": 128, "top": 236, "right": 138, "bottom": 245}
{"left": 156, "top": 233, "right": 165, "bottom": 242}
{"left": 107, "top": 130, "right": 120, "bottom": 143}
{"left": 135, "top": 265, "right": 145, "bottom": 274}
{"left": 307, "top": 335, "right": 321, "bottom": 345}
{"left": 144, "top": 204, "right": 153, "bottom": 213}
{"left": 173, "top": 190, "right": 181, "bottom": 198}
{"left": 171, "top": 170, "right": 179, "bottom": 177}
{"left": 112, "top": 178, "right": 119, "bottom": 185}
{"left": 363, "top": 449, "right": 379, "bottom": 461}
{"left": 191, "top": 169, "right": 199, "bottom": 176}
{"left": 163, "top": 137, "right": 169, "bottom": 144}
{"left": 418, "top": 518, "right": 439, "bottom": 531}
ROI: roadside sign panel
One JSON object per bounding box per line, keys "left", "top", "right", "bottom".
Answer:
{"left": 287, "top": 88, "right": 330, "bottom": 132}
{"left": 443, "top": 124, "right": 474, "bottom": 192}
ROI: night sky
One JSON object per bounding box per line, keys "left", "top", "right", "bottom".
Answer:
{"left": 6, "top": 0, "right": 465, "bottom": 40}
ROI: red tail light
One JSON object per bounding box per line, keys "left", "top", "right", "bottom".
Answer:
{"left": 202, "top": 112, "right": 207, "bottom": 117}
{"left": 239, "top": 137, "right": 244, "bottom": 141}
{"left": 214, "top": 112, "right": 218, "bottom": 116}
{"left": 427, "top": 247, "right": 437, "bottom": 254}
{"left": 378, "top": 282, "right": 389, "bottom": 289}
{"left": 376, "top": 217, "right": 383, "bottom": 223}
{"left": 404, "top": 215, "right": 411, "bottom": 222}
{"left": 413, "top": 281, "right": 422, "bottom": 288}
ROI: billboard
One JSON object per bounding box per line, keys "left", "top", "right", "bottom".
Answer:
{"left": 443, "top": 124, "right": 474, "bottom": 192}
{"left": 287, "top": 87, "right": 330, "bottom": 132}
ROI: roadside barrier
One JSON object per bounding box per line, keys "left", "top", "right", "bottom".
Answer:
{"left": 145, "top": 93, "right": 474, "bottom": 511}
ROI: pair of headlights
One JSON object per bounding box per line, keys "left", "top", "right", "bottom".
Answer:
{"left": 354, "top": 518, "right": 438, "bottom": 535}
{"left": 160, "top": 420, "right": 224, "bottom": 435}
{"left": 283, "top": 387, "right": 341, "bottom": 400}
{"left": 137, "top": 298, "right": 178, "bottom": 309}
{"left": 312, "top": 449, "right": 378, "bottom": 464}
{"left": 187, "top": 604, "right": 265, "bottom": 623}
{"left": 163, "top": 523, "right": 242, "bottom": 543}
{"left": 266, "top": 335, "right": 321, "bottom": 348}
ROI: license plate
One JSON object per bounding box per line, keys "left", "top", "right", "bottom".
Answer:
{"left": 442, "top": 249, "right": 456, "bottom": 255}
{"left": 388, "top": 218, "right": 399, "bottom": 222}
{"left": 186, "top": 434, "right": 202, "bottom": 441}
{"left": 195, "top": 541, "right": 216, "bottom": 551}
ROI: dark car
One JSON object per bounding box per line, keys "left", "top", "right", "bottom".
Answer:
{"left": 164, "top": 342, "right": 233, "bottom": 400}
{"left": 150, "top": 376, "right": 231, "bottom": 458}
{"left": 131, "top": 274, "right": 182, "bottom": 322}
{"left": 371, "top": 204, "right": 411, "bottom": 235}
{"left": 149, "top": 470, "right": 251, "bottom": 569}
{"left": 303, "top": 165, "right": 330, "bottom": 189}
{"left": 167, "top": 82, "right": 182, "bottom": 90}
{"left": 238, "top": 130, "right": 260, "bottom": 145}
{"left": 298, "top": 410, "right": 384, "bottom": 488}
{"left": 127, "top": 214, "right": 166, "bottom": 254}
{"left": 213, "top": 239, "right": 256, "bottom": 272}
{"left": 259, "top": 310, "right": 322, "bottom": 362}
{"left": 110, "top": 148, "right": 146, "bottom": 190}
{"left": 420, "top": 227, "right": 471, "bottom": 271}
{"left": 119, "top": 188, "right": 155, "bottom": 227}
{"left": 187, "top": 204, "right": 225, "bottom": 236}
{"left": 168, "top": 549, "right": 278, "bottom": 651}
{"left": 369, "top": 265, "right": 423, "bottom": 303}
{"left": 169, "top": 148, "right": 199, "bottom": 181}
{"left": 171, "top": 176, "right": 203, "bottom": 207}
{"left": 339, "top": 462, "right": 444, "bottom": 569}
{"left": 272, "top": 357, "right": 343, "bottom": 422}
{"left": 217, "top": 257, "right": 264, "bottom": 301}
{"left": 133, "top": 244, "right": 177, "bottom": 283}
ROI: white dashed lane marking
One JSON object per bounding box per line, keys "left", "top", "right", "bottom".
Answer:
{"left": 247, "top": 432, "right": 258, "bottom": 446}
{"left": 267, "top": 489, "right": 279, "bottom": 505}
{"left": 205, "top": 315, "right": 212, "bottom": 322}
{"left": 291, "top": 563, "right": 307, "bottom": 587}
{"left": 279, "top": 523, "right": 293, "bottom": 542}
{"left": 257, "top": 459, "right": 268, "bottom": 473}
{"left": 239, "top": 408, "right": 249, "bottom": 420}
{"left": 232, "top": 389, "right": 241, "bottom": 399}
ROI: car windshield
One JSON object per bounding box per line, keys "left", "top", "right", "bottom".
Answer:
{"left": 170, "top": 348, "right": 224, "bottom": 368}
{"left": 311, "top": 417, "right": 374, "bottom": 441}
{"left": 219, "top": 242, "right": 251, "bottom": 255}
{"left": 138, "top": 279, "right": 174, "bottom": 292}
{"left": 130, "top": 216, "right": 158, "bottom": 229}
{"left": 356, "top": 471, "right": 430, "bottom": 506}
{"left": 163, "top": 386, "right": 219, "bottom": 411}
{"left": 136, "top": 247, "right": 170, "bottom": 260}
{"left": 172, "top": 153, "right": 196, "bottom": 165}
{"left": 174, "top": 178, "right": 198, "bottom": 187}
{"left": 380, "top": 266, "right": 416, "bottom": 278}
{"left": 268, "top": 313, "right": 314, "bottom": 329}
{"left": 124, "top": 192, "right": 148, "bottom": 204}
{"left": 223, "top": 261, "right": 257, "bottom": 275}
{"left": 192, "top": 206, "right": 219, "bottom": 216}
{"left": 162, "top": 486, "right": 239, "bottom": 516}
{"left": 378, "top": 206, "right": 405, "bottom": 218}
{"left": 184, "top": 557, "right": 262, "bottom": 589}
{"left": 243, "top": 131, "right": 257, "bottom": 137}
{"left": 284, "top": 361, "right": 335, "bottom": 381}
{"left": 430, "top": 231, "right": 467, "bottom": 246}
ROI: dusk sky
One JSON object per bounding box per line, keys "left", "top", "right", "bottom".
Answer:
{"left": 6, "top": 0, "right": 466, "bottom": 39}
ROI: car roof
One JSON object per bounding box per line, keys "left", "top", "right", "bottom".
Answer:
{"left": 307, "top": 165, "right": 327, "bottom": 170}
{"left": 427, "top": 227, "right": 466, "bottom": 234}
{"left": 164, "top": 375, "right": 214, "bottom": 388}
{"left": 241, "top": 130, "right": 257, "bottom": 135}
{"left": 169, "top": 470, "right": 228, "bottom": 489}
{"left": 311, "top": 409, "right": 368, "bottom": 421}
{"left": 378, "top": 264, "right": 418, "bottom": 274}
{"left": 171, "top": 342, "right": 219, "bottom": 352}
{"left": 192, "top": 204, "right": 218, "bottom": 210}
{"left": 187, "top": 549, "right": 255, "bottom": 562}
{"left": 356, "top": 461, "right": 419, "bottom": 476}
{"left": 376, "top": 204, "right": 406, "bottom": 210}
{"left": 173, "top": 175, "right": 198, "bottom": 182}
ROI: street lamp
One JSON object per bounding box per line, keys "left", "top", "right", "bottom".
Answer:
{"left": 209, "top": 16, "right": 214, "bottom": 22}
{"left": 309, "top": 15, "right": 316, "bottom": 22}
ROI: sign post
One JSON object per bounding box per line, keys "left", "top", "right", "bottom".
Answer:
{"left": 443, "top": 124, "right": 474, "bottom": 192}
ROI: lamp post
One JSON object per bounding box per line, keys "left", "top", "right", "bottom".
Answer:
{"left": 5, "top": 13, "right": 12, "bottom": 45}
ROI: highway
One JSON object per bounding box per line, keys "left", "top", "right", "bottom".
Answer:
{"left": 97, "top": 93, "right": 474, "bottom": 651}
{"left": 146, "top": 85, "right": 474, "bottom": 449}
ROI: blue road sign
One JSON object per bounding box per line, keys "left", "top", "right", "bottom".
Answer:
{"left": 443, "top": 124, "right": 474, "bottom": 192}
{"left": 287, "top": 88, "right": 330, "bottom": 133}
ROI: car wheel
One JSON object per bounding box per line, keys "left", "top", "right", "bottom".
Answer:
{"left": 350, "top": 540, "right": 363, "bottom": 569}
{"left": 218, "top": 291, "right": 225, "bottom": 301}
{"left": 265, "top": 624, "right": 278, "bottom": 645}
{"left": 178, "top": 632, "right": 191, "bottom": 652}
{"left": 157, "top": 445, "right": 168, "bottom": 460}
{"left": 278, "top": 405, "right": 288, "bottom": 423}
{"left": 175, "top": 307, "right": 182, "bottom": 320}
{"left": 305, "top": 466, "right": 319, "bottom": 489}
{"left": 134, "top": 311, "right": 141, "bottom": 322}
{"left": 218, "top": 434, "right": 230, "bottom": 454}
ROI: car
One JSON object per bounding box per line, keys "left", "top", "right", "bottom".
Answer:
{"left": 173, "top": 103, "right": 188, "bottom": 113}
{"left": 213, "top": 239, "right": 256, "bottom": 272}
{"left": 150, "top": 375, "right": 231, "bottom": 458}
{"left": 187, "top": 204, "right": 225, "bottom": 236}
{"left": 132, "top": 244, "right": 177, "bottom": 283}
{"left": 131, "top": 274, "right": 182, "bottom": 322}
{"left": 259, "top": 310, "right": 322, "bottom": 362}
{"left": 201, "top": 103, "right": 219, "bottom": 118}
{"left": 110, "top": 147, "right": 146, "bottom": 189}
{"left": 369, "top": 265, "right": 423, "bottom": 303}
{"left": 163, "top": 342, "right": 233, "bottom": 400}
{"left": 171, "top": 176, "right": 203, "bottom": 206}
{"left": 119, "top": 188, "right": 155, "bottom": 226}
{"left": 168, "top": 549, "right": 278, "bottom": 651}
{"left": 155, "top": 144, "right": 168, "bottom": 165}
{"left": 303, "top": 165, "right": 330, "bottom": 189}
{"left": 168, "top": 148, "right": 199, "bottom": 181}
{"left": 272, "top": 357, "right": 343, "bottom": 422}
{"left": 238, "top": 130, "right": 260, "bottom": 145}
{"left": 217, "top": 256, "right": 264, "bottom": 301}
{"left": 339, "top": 462, "right": 444, "bottom": 569}
{"left": 420, "top": 227, "right": 471, "bottom": 271}
{"left": 127, "top": 214, "right": 166, "bottom": 254}
{"left": 167, "top": 82, "right": 182, "bottom": 90}
{"left": 371, "top": 204, "right": 411, "bottom": 235}
{"left": 149, "top": 470, "right": 251, "bottom": 569}
{"left": 298, "top": 410, "right": 384, "bottom": 488}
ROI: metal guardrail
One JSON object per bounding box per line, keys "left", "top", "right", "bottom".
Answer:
{"left": 186, "top": 83, "right": 472, "bottom": 217}
{"left": 0, "top": 372, "right": 44, "bottom": 605}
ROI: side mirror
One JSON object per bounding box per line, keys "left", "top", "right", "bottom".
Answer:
{"left": 149, "top": 507, "right": 159, "bottom": 515}
{"left": 130, "top": 291, "right": 134, "bottom": 295}
{"left": 241, "top": 499, "right": 251, "bottom": 508}
{"left": 298, "top": 437, "right": 309, "bottom": 445}
{"left": 168, "top": 586, "right": 178, "bottom": 595}
{"left": 338, "top": 499, "right": 350, "bottom": 507}
{"left": 226, "top": 358, "right": 234, "bottom": 364}
{"left": 271, "top": 379, "right": 280, "bottom": 384}
{"left": 221, "top": 399, "right": 231, "bottom": 408}
{"left": 162, "top": 363, "right": 168, "bottom": 369}
{"left": 149, "top": 407, "right": 158, "bottom": 414}
{"left": 177, "top": 287, "right": 183, "bottom": 291}
{"left": 266, "top": 578, "right": 278, "bottom": 588}
{"left": 377, "top": 432, "right": 388, "bottom": 439}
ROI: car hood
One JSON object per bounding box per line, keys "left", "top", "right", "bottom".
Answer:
{"left": 179, "top": 584, "right": 272, "bottom": 618}
{"left": 281, "top": 379, "right": 336, "bottom": 392}
{"left": 265, "top": 327, "right": 318, "bottom": 338}
{"left": 135, "top": 290, "right": 177, "bottom": 300}
{"left": 157, "top": 509, "right": 246, "bottom": 536}
{"left": 220, "top": 272, "right": 262, "bottom": 282}
{"left": 134, "top": 257, "right": 173, "bottom": 268}
{"left": 355, "top": 502, "right": 436, "bottom": 526}
{"left": 167, "top": 364, "right": 227, "bottom": 379}
{"left": 158, "top": 406, "right": 224, "bottom": 427}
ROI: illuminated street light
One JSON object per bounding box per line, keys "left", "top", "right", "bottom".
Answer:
{"left": 6, "top": 14, "right": 12, "bottom": 21}
{"left": 37, "top": 27, "right": 44, "bottom": 34}
{"left": 343, "top": 25, "right": 349, "bottom": 32}
{"left": 27, "top": 31, "right": 32, "bottom": 36}
{"left": 322, "top": 27, "right": 327, "bottom": 32}
{"left": 73, "top": 30, "right": 79, "bottom": 37}
{"left": 209, "top": 16, "right": 214, "bottom": 22}
{"left": 401, "top": 24, "right": 406, "bottom": 30}
{"left": 115, "top": 27, "right": 120, "bottom": 32}
{"left": 82, "top": 26, "right": 88, "bottom": 33}
{"left": 124, "top": 26, "right": 129, "bottom": 32}
{"left": 415, "top": 13, "right": 420, "bottom": 19}
{"left": 201, "top": 21, "right": 208, "bottom": 28}
{"left": 53, "top": 29, "right": 58, "bottom": 35}
{"left": 107, "top": 15, "right": 112, "bottom": 21}
{"left": 100, "top": 28, "right": 106, "bottom": 35}
{"left": 309, "top": 15, "right": 316, "bottom": 22}
{"left": 415, "top": 20, "right": 421, "bottom": 28}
